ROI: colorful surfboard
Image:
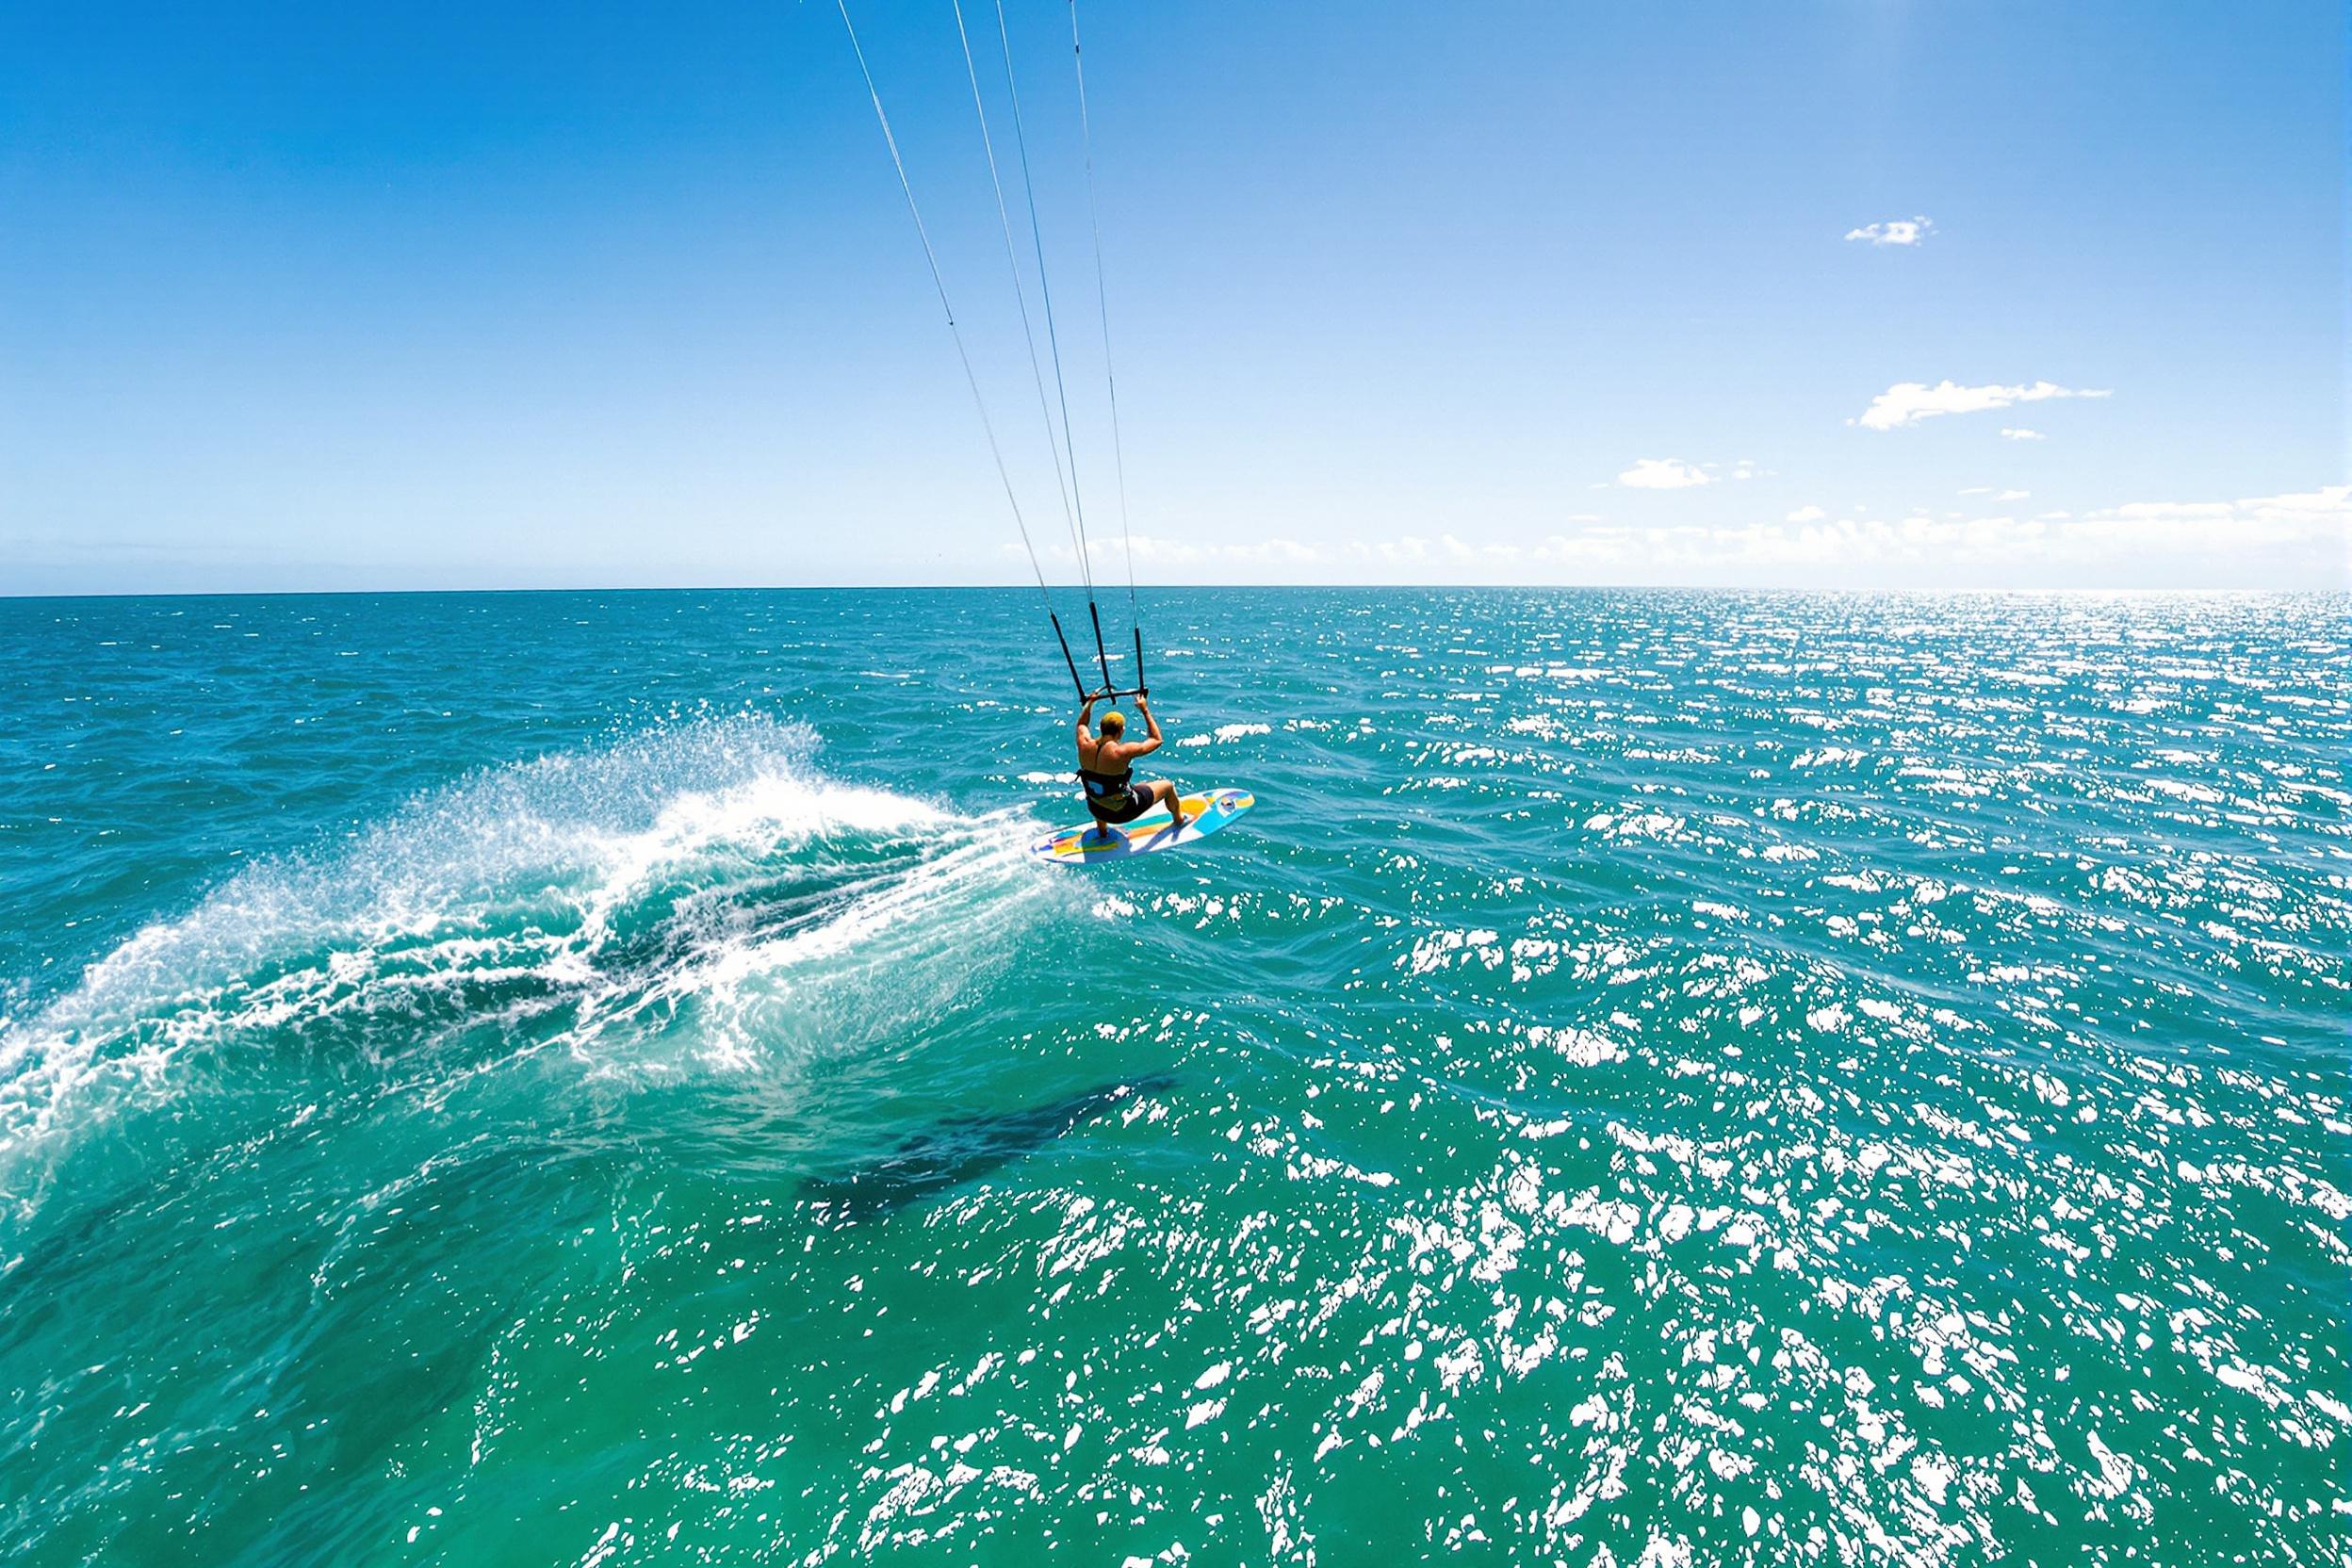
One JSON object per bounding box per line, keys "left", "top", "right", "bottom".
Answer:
{"left": 1028, "top": 788, "right": 1255, "bottom": 866}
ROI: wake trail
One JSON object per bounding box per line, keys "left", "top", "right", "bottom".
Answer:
{"left": 0, "top": 715, "right": 1055, "bottom": 1216}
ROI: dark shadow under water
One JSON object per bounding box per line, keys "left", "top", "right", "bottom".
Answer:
{"left": 798, "top": 1072, "right": 1177, "bottom": 1221}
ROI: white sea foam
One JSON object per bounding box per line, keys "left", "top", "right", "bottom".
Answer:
{"left": 0, "top": 716, "right": 1043, "bottom": 1199}
{"left": 1176, "top": 722, "right": 1272, "bottom": 748}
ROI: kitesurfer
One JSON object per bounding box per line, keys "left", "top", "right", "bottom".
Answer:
{"left": 1076, "top": 690, "right": 1188, "bottom": 839}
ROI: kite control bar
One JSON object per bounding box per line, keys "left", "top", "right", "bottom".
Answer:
{"left": 1101, "top": 624, "right": 1148, "bottom": 699}
{"left": 1054, "top": 605, "right": 1150, "bottom": 703}
{"left": 1051, "top": 612, "right": 1086, "bottom": 698}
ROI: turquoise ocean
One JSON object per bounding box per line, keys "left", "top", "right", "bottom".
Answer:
{"left": 1, "top": 588, "right": 2344, "bottom": 1565}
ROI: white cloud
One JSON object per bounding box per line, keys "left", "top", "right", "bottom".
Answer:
{"left": 1618, "top": 457, "right": 1714, "bottom": 489}
{"left": 1997, "top": 489, "right": 2030, "bottom": 501}
{"left": 1066, "top": 534, "right": 1323, "bottom": 568}
{"left": 1027, "top": 486, "right": 2345, "bottom": 587}
{"left": 1535, "top": 484, "right": 2348, "bottom": 585}
{"left": 1845, "top": 216, "right": 1934, "bottom": 247}
{"left": 2080, "top": 484, "right": 2347, "bottom": 537}
{"left": 1854, "top": 380, "right": 2110, "bottom": 432}
{"left": 2000, "top": 427, "right": 2046, "bottom": 441}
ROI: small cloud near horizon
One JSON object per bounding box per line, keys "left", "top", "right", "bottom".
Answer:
{"left": 1018, "top": 485, "right": 2344, "bottom": 587}
{"left": 1854, "top": 381, "right": 2110, "bottom": 432}
{"left": 1618, "top": 458, "right": 1713, "bottom": 490}
{"left": 1845, "top": 217, "right": 1934, "bottom": 246}
{"left": 2001, "top": 428, "right": 2047, "bottom": 441}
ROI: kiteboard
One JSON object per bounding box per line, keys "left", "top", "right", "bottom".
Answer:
{"left": 1028, "top": 788, "right": 1255, "bottom": 866}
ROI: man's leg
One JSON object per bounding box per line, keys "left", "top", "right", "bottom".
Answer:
{"left": 1151, "top": 781, "right": 1190, "bottom": 831}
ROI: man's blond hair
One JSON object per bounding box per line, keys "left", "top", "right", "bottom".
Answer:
{"left": 1100, "top": 710, "right": 1126, "bottom": 737}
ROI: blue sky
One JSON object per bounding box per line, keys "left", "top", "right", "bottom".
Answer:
{"left": 2, "top": 0, "right": 2344, "bottom": 593}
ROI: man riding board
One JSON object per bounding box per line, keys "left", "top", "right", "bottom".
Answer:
{"left": 1076, "top": 690, "right": 1190, "bottom": 840}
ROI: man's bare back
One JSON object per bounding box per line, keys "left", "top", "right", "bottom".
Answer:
{"left": 1075, "top": 691, "right": 1189, "bottom": 837}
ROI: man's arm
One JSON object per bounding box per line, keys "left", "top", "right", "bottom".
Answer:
{"left": 1076, "top": 691, "right": 1102, "bottom": 745}
{"left": 1125, "top": 694, "right": 1166, "bottom": 758}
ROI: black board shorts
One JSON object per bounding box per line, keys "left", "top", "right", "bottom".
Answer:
{"left": 1087, "top": 783, "right": 1153, "bottom": 825}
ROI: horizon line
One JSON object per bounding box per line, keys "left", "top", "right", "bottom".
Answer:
{"left": 3, "top": 582, "right": 2342, "bottom": 604}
